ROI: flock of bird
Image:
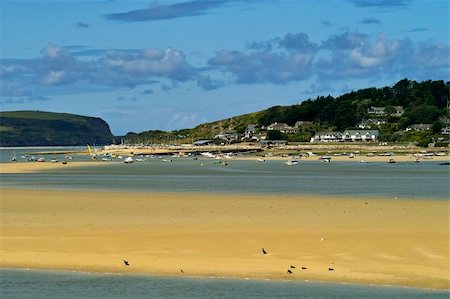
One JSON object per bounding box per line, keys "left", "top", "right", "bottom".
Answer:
{"left": 123, "top": 247, "right": 336, "bottom": 275}
{"left": 262, "top": 248, "right": 334, "bottom": 274}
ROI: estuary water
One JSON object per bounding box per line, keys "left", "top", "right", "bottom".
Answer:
{"left": 1, "top": 269, "right": 448, "bottom": 299}
{"left": 1, "top": 148, "right": 449, "bottom": 198}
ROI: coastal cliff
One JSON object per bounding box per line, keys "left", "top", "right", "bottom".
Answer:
{"left": 0, "top": 111, "right": 114, "bottom": 146}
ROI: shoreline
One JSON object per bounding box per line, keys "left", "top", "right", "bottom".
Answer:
{"left": 1, "top": 266, "right": 448, "bottom": 293}
{"left": 1, "top": 188, "right": 448, "bottom": 290}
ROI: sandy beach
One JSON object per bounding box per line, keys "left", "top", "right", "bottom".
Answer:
{"left": 0, "top": 188, "right": 448, "bottom": 289}
{"left": 0, "top": 161, "right": 108, "bottom": 173}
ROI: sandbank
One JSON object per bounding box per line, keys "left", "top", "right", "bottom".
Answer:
{"left": 0, "top": 188, "right": 448, "bottom": 290}
{"left": 0, "top": 161, "right": 108, "bottom": 173}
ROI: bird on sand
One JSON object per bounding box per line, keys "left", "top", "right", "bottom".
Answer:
{"left": 302, "top": 266, "right": 307, "bottom": 270}
{"left": 180, "top": 269, "right": 184, "bottom": 273}
{"left": 262, "top": 248, "right": 267, "bottom": 254}
{"left": 290, "top": 265, "right": 296, "bottom": 269}
{"left": 287, "top": 269, "right": 293, "bottom": 274}
{"left": 124, "top": 260, "right": 129, "bottom": 266}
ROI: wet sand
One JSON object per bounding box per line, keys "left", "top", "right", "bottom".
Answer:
{"left": 0, "top": 161, "right": 108, "bottom": 173}
{"left": 0, "top": 188, "right": 448, "bottom": 289}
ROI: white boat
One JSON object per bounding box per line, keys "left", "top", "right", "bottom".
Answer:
{"left": 256, "top": 158, "right": 265, "bottom": 162}
{"left": 359, "top": 160, "right": 370, "bottom": 163}
{"left": 200, "top": 152, "right": 215, "bottom": 158}
{"left": 50, "top": 158, "right": 59, "bottom": 163}
{"left": 319, "top": 156, "right": 331, "bottom": 163}
{"left": 123, "top": 157, "right": 134, "bottom": 164}
{"left": 285, "top": 160, "right": 298, "bottom": 166}
{"left": 37, "top": 157, "right": 45, "bottom": 162}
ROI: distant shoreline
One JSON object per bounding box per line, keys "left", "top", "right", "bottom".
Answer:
{"left": 1, "top": 153, "right": 449, "bottom": 174}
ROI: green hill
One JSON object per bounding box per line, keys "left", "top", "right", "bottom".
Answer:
{"left": 0, "top": 111, "right": 114, "bottom": 146}
{"left": 125, "top": 79, "right": 449, "bottom": 146}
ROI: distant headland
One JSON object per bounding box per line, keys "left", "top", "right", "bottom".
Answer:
{"left": 0, "top": 110, "right": 114, "bottom": 146}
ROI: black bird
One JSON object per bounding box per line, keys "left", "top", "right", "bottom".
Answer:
{"left": 124, "top": 260, "right": 129, "bottom": 266}
{"left": 262, "top": 248, "right": 267, "bottom": 254}
{"left": 180, "top": 269, "right": 184, "bottom": 273}
{"left": 328, "top": 268, "right": 334, "bottom": 271}
{"left": 287, "top": 269, "right": 293, "bottom": 274}
{"left": 302, "top": 266, "right": 307, "bottom": 270}
{"left": 290, "top": 265, "right": 296, "bottom": 269}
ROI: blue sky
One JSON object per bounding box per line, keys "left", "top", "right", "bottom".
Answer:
{"left": 1, "top": 0, "right": 448, "bottom": 135}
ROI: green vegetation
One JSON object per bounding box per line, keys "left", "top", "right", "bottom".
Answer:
{"left": 124, "top": 112, "right": 265, "bottom": 144}
{"left": 256, "top": 79, "right": 448, "bottom": 129}
{"left": 124, "top": 79, "right": 450, "bottom": 147}
{"left": 0, "top": 111, "right": 114, "bottom": 146}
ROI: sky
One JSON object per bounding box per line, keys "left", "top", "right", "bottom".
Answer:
{"left": 1, "top": 0, "right": 449, "bottom": 135}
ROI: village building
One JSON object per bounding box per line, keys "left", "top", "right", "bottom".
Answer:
{"left": 267, "top": 122, "right": 297, "bottom": 133}
{"left": 244, "top": 124, "right": 257, "bottom": 139}
{"left": 250, "top": 132, "right": 267, "bottom": 141}
{"left": 406, "top": 124, "right": 432, "bottom": 131}
{"left": 341, "top": 130, "right": 379, "bottom": 142}
{"left": 294, "top": 120, "right": 312, "bottom": 128}
{"left": 310, "top": 131, "right": 343, "bottom": 143}
{"left": 214, "top": 130, "right": 239, "bottom": 141}
{"left": 357, "top": 119, "right": 386, "bottom": 129}
{"left": 441, "top": 126, "right": 450, "bottom": 135}
{"left": 259, "top": 140, "right": 288, "bottom": 146}
{"left": 367, "top": 106, "right": 404, "bottom": 117}
{"left": 193, "top": 140, "right": 213, "bottom": 146}
{"left": 367, "top": 106, "right": 386, "bottom": 115}
{"left": 311, "top": 130, "right": 379, "bottom": 142}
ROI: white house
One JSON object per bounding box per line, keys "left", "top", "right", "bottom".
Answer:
{"left": 441, "top": 126, "right": 450, "bottom": 135}
{"left": 214, "top": 130, "right": 238, "bottom": 141}
{"left": 341, "top": 130, "right": 379, "bottom": 142}
{"left": 367, "top": 106, "right": 404, "bottom": 116}
{"left": 406, "top": 124, "right": 432, "bottom": 131}
{"left": 367, "top": 106, "right": 386, "bottom": 115}
{"left": 267, "top": 122, "right": 296, "bottom": 133}
{"left": 244, "top": 124, "right": 257, "bottom": 139}
{"left": 357, "top": 119, "right": 386, "bottom": 129}
{"left": 311, "top": 132, "right": 343, "bottom": 143}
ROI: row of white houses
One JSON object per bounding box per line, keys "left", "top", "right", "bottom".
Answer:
{"left": 311, "top": 130, "right": 380, "bottom": 143}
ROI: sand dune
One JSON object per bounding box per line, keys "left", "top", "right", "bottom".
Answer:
{"left": 0, "top": 188, "right": 448, "bottom": 289}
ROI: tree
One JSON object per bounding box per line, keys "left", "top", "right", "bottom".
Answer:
{"left": 432, "top": 121, "right": 443, "bottom": 134}
{"left": 267, "top": 130, "right": 284, "bottom": 140}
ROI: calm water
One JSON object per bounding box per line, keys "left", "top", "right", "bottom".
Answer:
{"left": 1, "top": 269, "right": 448, "bottom": 299}
{"left": 1, "top": 147, "right": 449, "bottom": 198}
